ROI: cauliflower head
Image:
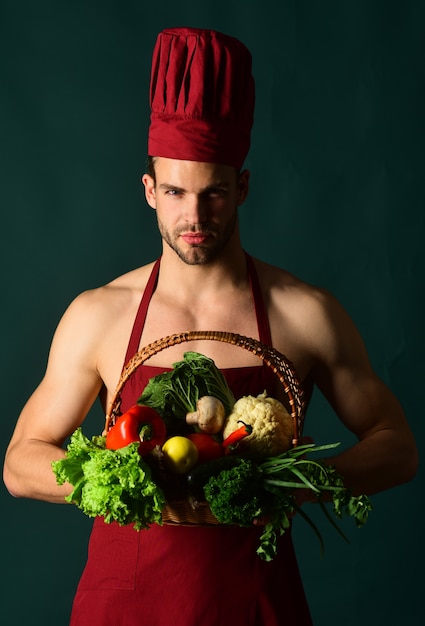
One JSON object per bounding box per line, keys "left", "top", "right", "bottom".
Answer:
{"left": 222, "top": 392, "right": 293, "bottom": 458}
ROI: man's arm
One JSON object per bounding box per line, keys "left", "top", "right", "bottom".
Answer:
{"left": 307, "top": 288, "right": 418, "bottom": 495}
{"left": 3, "top": 291, "right": 105, "bottom": 503}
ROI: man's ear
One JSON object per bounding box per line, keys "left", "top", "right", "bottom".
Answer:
{"left": 237, "top": 169, "right": 250, "bottom": 206}
{"left": 141, "top": 173, "right": 156, "bottom": 209}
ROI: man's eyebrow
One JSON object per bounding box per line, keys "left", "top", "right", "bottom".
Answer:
{"left": 158, "top": 181, "right": 231, "bottom": 192}
{"left": 202, "top": 181, "right": 231, "bottom": 191}
{"left": 158, "top": 183, "right": 186, "bottom": 192}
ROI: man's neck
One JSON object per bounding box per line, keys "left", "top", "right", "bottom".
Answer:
{"left": 157, "top": 246, "right": 249, "bottom": 302}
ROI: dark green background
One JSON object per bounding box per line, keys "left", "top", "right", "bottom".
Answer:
{"left": 1, "top": 1, "right": 423, "bottom": 624}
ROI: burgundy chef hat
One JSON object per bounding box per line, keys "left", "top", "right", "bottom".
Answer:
{"left": 148, "top": 27, "right": 255, "bottom": 169}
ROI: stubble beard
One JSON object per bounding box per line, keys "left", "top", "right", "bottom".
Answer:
{"left": 157, "top": 209, "right": 238, "bottom": 266}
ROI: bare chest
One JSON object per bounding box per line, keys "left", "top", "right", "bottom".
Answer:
{"left": 139, "top": 295, "right": 261, "bottom": 368}
{"left": 99, "top": 279, "right": 315, "bottom": 408}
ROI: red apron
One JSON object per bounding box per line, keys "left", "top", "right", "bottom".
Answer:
{"left": 70, "top": 256, "right": 313, "bottom": 626}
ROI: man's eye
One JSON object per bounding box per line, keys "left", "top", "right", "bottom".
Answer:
{"left": 165, "top": 189, "right": 181, "bottom": 196}
{"left": 207, "top": 188, "right": 226, "bottom": 198}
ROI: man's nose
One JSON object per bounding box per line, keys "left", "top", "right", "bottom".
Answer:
{"left": 184, "top": 194, "right": 207, "bottom": 224}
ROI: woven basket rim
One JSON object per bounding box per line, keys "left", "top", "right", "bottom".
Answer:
{"left": 104, "top": 330, "right": 305, "bottom": 446}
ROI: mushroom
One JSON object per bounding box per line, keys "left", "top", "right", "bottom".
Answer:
{"left": 186, "top": 396, "right": 226, "bottom": 434}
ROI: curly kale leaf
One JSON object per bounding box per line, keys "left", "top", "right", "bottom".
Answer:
{"left": 203, "top": 458, "right": 266, "bottom": 526}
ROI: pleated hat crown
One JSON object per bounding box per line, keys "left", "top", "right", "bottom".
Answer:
{"left": 148, "top": 27, "right": 255, "bottom": 169}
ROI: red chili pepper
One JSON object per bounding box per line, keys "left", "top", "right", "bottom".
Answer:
{"left": 222, "top": 420, "right": 253, "bottom": 449}
{"left": 106, "top": 405, "right": 166, "bottom": 456}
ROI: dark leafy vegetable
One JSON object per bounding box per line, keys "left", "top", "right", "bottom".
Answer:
{"left": 138, "top": 352, "right": 236, "bottom": 423}
{"left": 202, "top": 442, "right": 373, "bottom": 561}
{"left": 203, "top": 457, "right": 265, "bottom": 525}
{"left": 186, "top": 455, "right": 246, "bottom": 499}
{"left": 52, "top": 428, "right": 166, "bottom": 530}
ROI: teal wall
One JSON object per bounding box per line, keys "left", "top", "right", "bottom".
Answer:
{"left": 1, "top": 1, "right": 423, "bottom": 624}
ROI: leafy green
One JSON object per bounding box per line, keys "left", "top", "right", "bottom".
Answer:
{"left": 203, "top": 458, "right": 264, "bottom": 525}
{"left": 138, "top": 351, "right": 236, "bottom": 420}
{"left": 202, "top": 442, "right": 373, "bottom": 562}
{"left": 52, "top": 428, "right": 166, "bottom": 530}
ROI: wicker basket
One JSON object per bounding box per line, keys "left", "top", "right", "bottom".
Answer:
{"left": 104, "top": 331, "right": 306, "bottom": 526}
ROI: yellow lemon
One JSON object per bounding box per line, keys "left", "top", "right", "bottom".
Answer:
{"left": 162, "top": 436, "right": 199, "bottom": 474}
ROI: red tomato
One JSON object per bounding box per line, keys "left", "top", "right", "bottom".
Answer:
{"left": 187, "top": 433, "right": 224, "bottom": 464}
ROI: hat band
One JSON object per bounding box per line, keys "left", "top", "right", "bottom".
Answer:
{"left": 148, "top": 114, "right": 250, "bottom": 169}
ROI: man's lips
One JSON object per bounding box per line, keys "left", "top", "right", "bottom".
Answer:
{"left": 180, "top": 233, "right": 211, "bottom": 245}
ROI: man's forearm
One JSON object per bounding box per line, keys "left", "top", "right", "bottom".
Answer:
{"left": 324, "top": 428, "right": 418, "bottom": 496}
{"left": 4, "top": 439, "right": 73, "bottom": 504}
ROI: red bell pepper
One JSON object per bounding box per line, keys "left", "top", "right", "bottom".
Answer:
{"left": 106, "top": 405, "right": 166, "bottom": 456}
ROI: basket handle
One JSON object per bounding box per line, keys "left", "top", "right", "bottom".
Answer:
{"left": 105, "top": 331, "right": 305, "bottom": 446}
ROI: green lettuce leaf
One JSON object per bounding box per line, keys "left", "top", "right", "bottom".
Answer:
{"left": 52, "top": 428, "right": 165, "bottom": 530}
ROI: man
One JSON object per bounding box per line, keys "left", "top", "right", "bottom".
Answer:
{"left": 3, "top": 27, "right": 417, "bottom": 626}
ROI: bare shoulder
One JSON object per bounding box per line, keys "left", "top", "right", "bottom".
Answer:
{"left": 48, "top": 263, "right": 156, "bottom": 386}
{"left": 62, "top": 263, "right": 155, "bottom": 329}
{"left": 254, "top": 258, "right": 365, "bottom": 371}
{"left": 254, "top": 257, "right": 340, "bottom": 328}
